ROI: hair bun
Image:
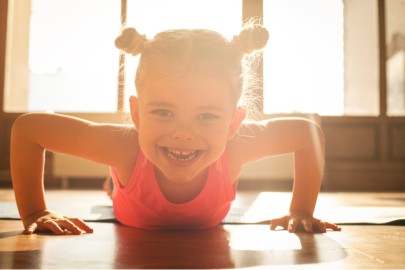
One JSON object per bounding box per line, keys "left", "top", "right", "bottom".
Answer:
{"left": 232, "top": 23, "right": 269, "bottom": 55}
{"left": 115, "top": 28, "right": 147, "bottom": 56}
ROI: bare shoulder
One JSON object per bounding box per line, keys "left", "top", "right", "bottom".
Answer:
{"left": 226, "top": 117, "right": 322, "bottom": 176}
{"left": 225, "top": 120, "right": 267, "bottom": 169}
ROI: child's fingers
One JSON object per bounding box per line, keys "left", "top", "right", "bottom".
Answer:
{"left": 269, "top": 216, "right": 289, "bottom": 231}
{"left": 288, "top": 218, "right": 298, "bottom": 232}
{"left": 23, "top": 212, "right": 92, "bottom": 235}
{"left": 270, "top": 215, "right": 341, "bottom": 233}
{"left": 300, "top": 219, "right": 313, "bottom": 233}
{"left": 24, "top": 223, "right": 38, "bottom": 235}
{"left": 57, "top": 219, "right": 84, "bottom": 235}
{"left": 43, "top": 220, "right": 65, "bottom": 235}
{"left": 67, "top": 217, "right": 94, "bottom": 233}
{"left": 325, "top": 221, "right": 342, "bottom": 231}
{"left": 313, "top": 220, "right": 327, "bottom": 233}
{"left": 313, "top": 219, "right": 341, "bottom": 232}
{"left": 269, "top": 218, "right": 284, "bottom": 230}
{"left": 269, "top": 221, "right": 278, "bottom": 231}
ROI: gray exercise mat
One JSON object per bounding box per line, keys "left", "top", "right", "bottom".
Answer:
{"left": 1, "top": 202, "right": 404, "bottom": 225}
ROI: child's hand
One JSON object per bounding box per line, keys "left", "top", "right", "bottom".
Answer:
{"left": 23, "top": 210, "right": 93, "bottom": 235}
{"left": 269, "top": 211, "right": 341, "bottom": 233}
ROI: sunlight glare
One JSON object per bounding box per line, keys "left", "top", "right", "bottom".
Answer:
{"left": 226, "top": 225, "right": 302, "bottom": 251}
{"left": 263, "top": 0, "right": 344, "bottom": 115}
{"left": 240, "top": 192, "right": 290, "bottom": 223}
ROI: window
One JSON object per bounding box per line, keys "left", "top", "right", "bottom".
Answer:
{"left": 3, "top": 0, "right": 241, "bottom": 113}
{"left": 386, "top": 0, "right": 405, "bottom": 116}
{"left": 2, "top": 0, "right": 401, "bottom": 117}
{"left": 4, "top": 0, "right": 121, "bottom": 112}
{"left": 263, "top": 0, "right": 343, "bottom": 115}
{"left": 263, "top": 0, "right": 380, "bottom": 116}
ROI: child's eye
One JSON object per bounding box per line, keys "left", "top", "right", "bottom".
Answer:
{"left": 151, "top": 109, "right": 173, "bottom": 118}
{"left": 198, "top": 113, "right": 219, "bottom": 120}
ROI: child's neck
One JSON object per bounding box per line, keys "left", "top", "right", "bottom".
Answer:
{"left": 154, "top": 168, "right": 209, "bottom": 204}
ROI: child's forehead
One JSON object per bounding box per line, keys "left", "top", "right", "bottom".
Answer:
{"left": 139, "top": 72, "right": 236, "bottom": 107}
{"left": 144, "top": 71, "right": 232, "bottom": 95}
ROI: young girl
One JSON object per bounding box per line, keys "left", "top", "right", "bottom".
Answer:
{"left": 11, "top": 22, "right": 341, "bottom": 235}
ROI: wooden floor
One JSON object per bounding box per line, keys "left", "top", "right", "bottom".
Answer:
{"left": 1, "top": 189, "right": 405, "bottom": 269}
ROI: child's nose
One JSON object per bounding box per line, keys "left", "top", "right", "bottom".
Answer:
{"left": 171, "top": 125, "right": 195, "bottom": 141}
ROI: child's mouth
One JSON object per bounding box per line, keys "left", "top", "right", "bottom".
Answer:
{"left": 163, "top": 148, "right": 201, "bottom": 162}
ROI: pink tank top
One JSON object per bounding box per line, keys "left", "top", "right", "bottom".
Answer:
{"left": 110, "top": 151, "right": 237, "bottom": 229}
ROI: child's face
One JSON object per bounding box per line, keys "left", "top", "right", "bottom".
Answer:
{"left": 130, "top": 71, "right": 244, "bottom": 183}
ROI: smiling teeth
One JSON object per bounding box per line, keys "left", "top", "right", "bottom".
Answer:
{"left": 165, "top": 148, "right": 199, "bottom": 161}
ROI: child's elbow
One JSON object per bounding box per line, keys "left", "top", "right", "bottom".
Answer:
{"left": 300, "top": 119, "right": 325, "bottom": 152}
{"left": 11, "top": 113, "right": 39, "bottom": 140}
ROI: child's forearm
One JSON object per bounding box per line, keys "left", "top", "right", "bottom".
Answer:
{"left": 11, "top": 116, "right": 47, "bottom": 227}
{"left": 289, "top": 129, "right": 324, "bottom": 215}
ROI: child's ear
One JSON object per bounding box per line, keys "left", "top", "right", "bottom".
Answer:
{"left": 129, "top": 95, "right": 140, "bottom": 129}
{"left": 227, "top": 107, "right": 246, "bottom": 140}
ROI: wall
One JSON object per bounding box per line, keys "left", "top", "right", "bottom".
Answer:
{"left": 322, "top": 116, "right": 405, "bottom": 190}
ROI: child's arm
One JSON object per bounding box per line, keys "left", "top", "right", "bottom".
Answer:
{"left": 229, "top": 117, "right": 341, "bottom": 233}
{"left": 268, "top": 121, "right": 341, "bottom": 232}
{"left": 10, "top": 113, "right": 137, "bottom": 234}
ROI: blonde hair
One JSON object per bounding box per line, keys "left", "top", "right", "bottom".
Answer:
{"left": 115, "top": 19, "right": 269, "bottom": 119}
